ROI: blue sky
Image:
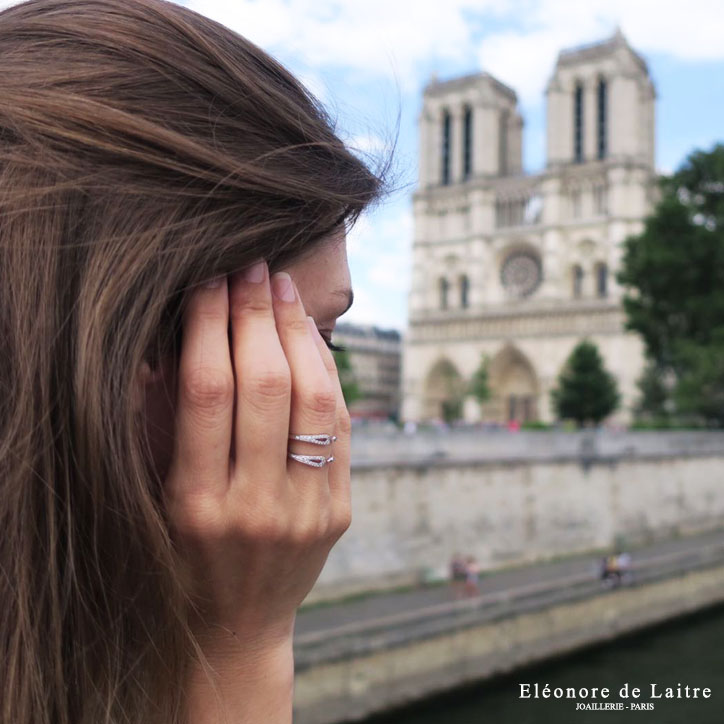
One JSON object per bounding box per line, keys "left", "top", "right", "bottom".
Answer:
{"left": 8, "top": 0, "right": 721, "bottom": 332}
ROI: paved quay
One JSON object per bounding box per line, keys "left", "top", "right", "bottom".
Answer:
{"left": 296, "top": 527, "right": 724, "bottom": 638}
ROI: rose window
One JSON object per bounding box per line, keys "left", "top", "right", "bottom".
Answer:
{"left": 500, "top": 252, "right": 542, "bottom": 297}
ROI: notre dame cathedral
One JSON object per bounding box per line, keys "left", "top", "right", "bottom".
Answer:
{"left": 401, "top": 29, "right": 657, "bottom": 424}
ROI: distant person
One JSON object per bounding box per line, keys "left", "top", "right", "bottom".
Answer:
{"left": 464, "top": 556, "right": 480, "bottom": 597}
{"left": 599, "top": 555, "right": 609, "bottom": 583}
{"left": 450, "top": 552, "right": 467, "bottom": 599}
{"left": 617, "top": 551, "right": 633, "bottom": 584}
{"left": 601, "top": 553, "right": 622, "bottom": 587}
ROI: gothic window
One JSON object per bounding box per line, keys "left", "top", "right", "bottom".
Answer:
{"left": 462, "top": 106, "right": 473, "bottom": 180}
{"left": 501, "top": 251, "right": 542, "bottom": 298}
{"left": 597, "top": 78, "right": 607, "bottom": 160}
{"left": 499, "top": 110, "right": 509, "bottom": 176}
{"left": 596, "top": 262, "right": 608, "bottom": 297}
{"left": 439, "top": 277, "right": 449, "bottom": 309}
{"left": 570, "top": 189, "right": 582, "bottom": 218}
{"left": 574, "top": 81, "right": 584, "bottom": 163}
{"left": 441, "top": 110, "right": 452, "bottom": 185}
{"left": 496, "top": 197, "right": 529, "bottom": 228}
{"left": 507, "top": 396, "right": 534, "bottom": 423}
{"left": 459, "top": 275, "right": 470, "bottom": 308}
{"left": 573, "top": 264, "right": 584, "bottom": 298}
{"left": 593, "top": 185, "right": 608, "bottom": 215}
{"left": 508, "top": 395, "right": 517, "bottom": 423}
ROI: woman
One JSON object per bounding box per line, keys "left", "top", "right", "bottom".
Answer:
{"left": 0, "top": 1, "right": 387, "bottom": 722}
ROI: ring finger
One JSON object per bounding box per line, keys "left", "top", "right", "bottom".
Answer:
{"left": 270, "top": 272, "right": 337, "bottom": 481}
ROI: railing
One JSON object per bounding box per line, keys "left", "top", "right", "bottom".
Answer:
{"left": 495, "top": 192, "right": 543, "bottom": 228}
{"left": 349, "top": 429, "right": 724, "bottom": 467}
{"left": 294, "top": 540, "right": 724, "bottom": 668}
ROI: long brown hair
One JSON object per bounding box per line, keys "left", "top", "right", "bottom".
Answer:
{"left": 0, "top": 1, "right": 386, "bottom": 721}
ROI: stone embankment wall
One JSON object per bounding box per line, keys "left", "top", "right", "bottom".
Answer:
{"left": 295, "top": 560, "right": 724, "bottom": 724}
{"left": 307, "top": 431, "right": 724, "bottom": 602}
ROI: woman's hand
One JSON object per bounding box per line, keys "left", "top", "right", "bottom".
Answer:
{"left": 164, "top": 260, "right": 352, "bottom": 652}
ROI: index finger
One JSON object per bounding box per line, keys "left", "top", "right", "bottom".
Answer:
{"left": 168, "top": 276, "right": 234, "bottom": 499}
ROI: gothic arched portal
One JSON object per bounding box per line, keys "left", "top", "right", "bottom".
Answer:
{"left": 487, "top": 345, "right": 539, "bottom": 423}
{"left": 423, "top": 358, "right": 466, "bottom": 422}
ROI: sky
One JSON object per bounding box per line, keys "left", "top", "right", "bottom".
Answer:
{"left": 3, "top": 0, "right": 723, "bottom": 332}
{"left": 178, "top": 0, "right": 722, "bottom": 334}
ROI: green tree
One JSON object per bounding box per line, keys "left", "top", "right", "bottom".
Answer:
{"left": 550, "top": 340, "right": 620, "bottom": 426}
{"left": 333, "top": 348, "right": 361, "bottom": 407}
{"left": 634, "top": 362, "right": 670, "bottom": 420}
{"left": 441, "top": 398, "right": 462, "bottom": 423}
{"left": 617, "top": 143, "right": 724, "bottom": 423}
{"left": 468, "top": 354, "right": 491, "bottom": 404}
{"left": 673, "top": 333, "right": 724, "bottom": 426}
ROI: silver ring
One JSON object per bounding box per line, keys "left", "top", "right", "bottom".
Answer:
{"left": 288, "top": 433, "right": 337, "bottom": 445}
{"left": 288, "top": 452, "right": 335, "bottom": 468}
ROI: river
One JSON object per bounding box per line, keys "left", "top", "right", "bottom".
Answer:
{"left": 361, "top": 603, "right": 724, "bottom": 724}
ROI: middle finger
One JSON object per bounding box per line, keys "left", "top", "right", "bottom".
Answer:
{"left": 230, "top": 260, "right": 291, "bottom": 482}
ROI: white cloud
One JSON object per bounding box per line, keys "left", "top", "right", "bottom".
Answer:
{"left": 182, "top": 1, "right": 724, "bottom": 109}
{"left": 182, "top": 0, "right": 503, "bottom": 91}
{"left": 478, "top": 0, "right": 724, "bottom": 108}
{"left": 479, "top": 26, "right": 592, "bottom": 108}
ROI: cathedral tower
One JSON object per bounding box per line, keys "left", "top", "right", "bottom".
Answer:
{"left": 402, "top": 30, "right": 656, "bottom": 425}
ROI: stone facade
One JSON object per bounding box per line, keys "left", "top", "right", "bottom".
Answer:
{"left": 333, "top": 322, "right": 401, "bottom": 420}
{"left": 402, "top": 30, "right": 657, "bottom": 424}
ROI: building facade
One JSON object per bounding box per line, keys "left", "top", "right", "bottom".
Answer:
{"left": 401, "top": 30, "right": 657, "bottom": 424}
{"left": 334, "top": 322, "right": 401, "bottom": 420}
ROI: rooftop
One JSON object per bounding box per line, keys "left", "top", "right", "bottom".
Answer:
{"left": 556, "top": 27, "right": 648, "bottom": 74}
{"left": 424, "top": 70, "right": 517, "bottom": 102}
{"left": 336, "top": 322, "right": 402, "bottom": 342}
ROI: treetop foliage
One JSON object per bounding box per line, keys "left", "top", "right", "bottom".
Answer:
{"left": 618, "top": 143, "right": 724, "bottom": 425}
{"left": 550, "top": 340, "right": 620, "bottom": 426}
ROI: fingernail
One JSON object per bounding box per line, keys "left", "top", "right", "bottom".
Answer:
{"left": 271, "top": 272, "right": 295, "bottom": 302}
{"left": 204, "top": 276, "right": 224, "bottom": 289}
{"left": 244, "top": 260, "right": 266, "bottom": 283}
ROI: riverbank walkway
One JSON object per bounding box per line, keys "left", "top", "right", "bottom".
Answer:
{"left": 293, "top": 528, "right": 724, "bottom": 724}
{"left": 296, "top": 527, "right": 724, "bottom": 642}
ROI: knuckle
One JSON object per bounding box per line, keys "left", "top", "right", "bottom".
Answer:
{"left": 336, "top": 407, "right": 352, "bottom": 436}
{"left": 230, "top": 297, "right": 270, "bottom": 320}
{"left": 338, "top": 505, "right": 352, "bottom": 532}
{"left": 289, "top": 520, "right": 318, "bottom": 547}
{"left": 304, "top": 387, "right": 337, "bottom": 416}
{"left": 328, "top": 506, "right": 351, "bottom": 541}
{"left": 240, "top": 515, "right": 286, "bottom": 544}
{"left": 194, "top": 306, "right": 227, "bottom": 326}
{"left": 181, "top": 367, "right": 234, "bottom": 409}
{"left": 285, "top": 317, "right": 310, "bottom": 335}
{"left": 168, "top": 495, "right": 226, "bottom": 543}
{"left": 248, "top": 367, "right": 291, "bottom": 401}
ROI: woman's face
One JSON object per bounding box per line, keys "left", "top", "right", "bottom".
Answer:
{"left": 137, "top": 228, "right": 353, "bottom": 482}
